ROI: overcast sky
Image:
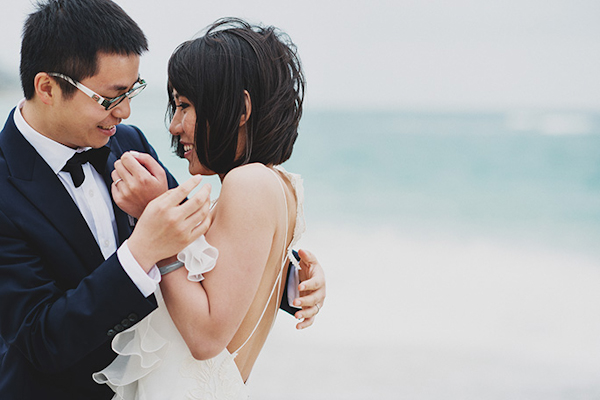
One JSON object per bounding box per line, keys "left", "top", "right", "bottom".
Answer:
{"left": 1, "top": 0, "right": 599, "bottom": 112}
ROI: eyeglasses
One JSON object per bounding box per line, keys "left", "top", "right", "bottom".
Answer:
{"left": 48, "top": 72, "right": 147, "bottom": 110}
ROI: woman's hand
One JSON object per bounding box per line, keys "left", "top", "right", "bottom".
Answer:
{"left": 111, "top": 151, "right": 169, "bottom": 218}
{"left": 292, "top": 249, "right": 326, "bottom": 329}
{"left": 127, "top": 175, "right": 212, "bottom": 272}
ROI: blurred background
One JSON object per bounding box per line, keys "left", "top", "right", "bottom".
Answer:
{"left": 1, "top": 1, "right": 600, "bottom": 398}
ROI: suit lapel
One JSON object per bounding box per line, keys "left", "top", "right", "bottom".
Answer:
{"left": 103, "top": 149, "right": 133, "bottom": 246}
{"left": 1, "top": 112, "right": 104, "bottom": 270}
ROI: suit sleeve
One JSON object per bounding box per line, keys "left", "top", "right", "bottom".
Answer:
{"left": 0, "top": 207, "right": 158, "bottom": 373}
{"left": 0, "top": 124, "right": 170, "bottom": 374}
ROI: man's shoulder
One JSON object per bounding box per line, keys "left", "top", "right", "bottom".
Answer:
{"left": 0, "top": 108, "right": 18, "bottom": 143}
{"left": 114, "top": 123, "right": 145, "bottom": 141}
{"left": 110, "top": 124, "right": 150, "bottom": 151}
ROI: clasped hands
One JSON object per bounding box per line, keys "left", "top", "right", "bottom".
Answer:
{"left": 111, "top": 151, "right": 326, "bottom": 328}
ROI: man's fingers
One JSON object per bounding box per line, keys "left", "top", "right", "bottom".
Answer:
{"left": 120, "top": 152, "right": 154, "bottom": 179}
{"left": 113, "top": 158, "right": 134, "bottom": 183}
{"left": 129, "top": 151, "right": 165, "bottom": 178}
{"left": 111, "top": 170, "right": 122, "bottom": 186}
{"left": 299, "top": 318, "right": 315, "bottom": 329}
{"left": 298, "top": 275, "right": 325, "bottom": 292}
{"left": 298, "top": 248, "right": 317, "bottom": 266}
{"left": 295, "top": 316, "right": 315, "bottom": 330}
{"left": 294, "top": 303, "right": 321, "bottom": 329}
{"left": 296, "top": 301, "right": 321, "bottom": 316}
{"left": 298, "top": 268, "right": 326, "bottom": 292}
{"left": 294, "top": 289, "right": 324, "bottom": 308}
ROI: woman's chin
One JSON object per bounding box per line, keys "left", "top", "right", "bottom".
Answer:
{"left": 188, "top": 164, "right": 199, "bottom": 175}
{"left": 188, "top": 163, "right": 214, "bottom": 176}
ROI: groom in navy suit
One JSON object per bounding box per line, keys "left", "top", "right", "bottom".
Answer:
{"left": 0, "top": 1, "right": 326, "bottom": 399}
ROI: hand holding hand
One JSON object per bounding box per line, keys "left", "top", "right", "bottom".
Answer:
{"left": 292, "top": 249, "right": 326, "bottom": 329}
{"left": 112, "top": 151, "right": 169, "bottom": 218}
{"left": 127, "top": 175, "right": 212, "bottom": 272}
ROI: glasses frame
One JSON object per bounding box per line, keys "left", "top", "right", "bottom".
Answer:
{"left": 47, "top": 72, "right": 147, "bottom": 111}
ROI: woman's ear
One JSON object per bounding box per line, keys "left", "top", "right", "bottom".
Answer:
{"left": 239, "top": 90, "right": 252, "bottom": 127}
{"left": 34, "top": 72, "right": 58, "bottom": 105}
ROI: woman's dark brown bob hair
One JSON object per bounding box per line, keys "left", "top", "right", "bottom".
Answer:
{"left": 167, "top": 18, "right": 305, "bottom": 174}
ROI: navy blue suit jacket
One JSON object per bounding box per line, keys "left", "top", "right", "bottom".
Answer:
{"left": 0, "top": 109, "right": 178, "bottom": 399}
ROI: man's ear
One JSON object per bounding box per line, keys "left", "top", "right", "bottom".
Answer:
{"left": 34, "top": 72, "right": 59, "bottom": 105}
{"left": 239, "top": 90, "right": 252, "bottom": 127}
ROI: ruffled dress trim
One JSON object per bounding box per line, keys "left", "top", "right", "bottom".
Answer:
{"left": 177, "top": 235, "right": 219, "bottom": 282}
{"left": 92, "top": 235, "right": 218, "bottom": 397}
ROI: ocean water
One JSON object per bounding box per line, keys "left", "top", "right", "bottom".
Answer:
{"left": 290, "top": 109, "right": 600, "bottom": 251}
{"left": 2, "top": 88, "right": 600, "bottom": 398}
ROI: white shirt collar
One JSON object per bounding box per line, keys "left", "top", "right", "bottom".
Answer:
{"left": 13, "top": 98, "right": 88, "bottom": 175}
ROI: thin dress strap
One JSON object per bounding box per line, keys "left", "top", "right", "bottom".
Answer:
{"left": 231, "top": 168, "right": 292, "bottom": 355}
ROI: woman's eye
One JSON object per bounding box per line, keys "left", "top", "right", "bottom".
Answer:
{"left": 176, "top": 102, "right": 190, "bottom": 110}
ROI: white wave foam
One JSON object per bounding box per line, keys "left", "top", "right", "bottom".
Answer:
{"left": 506, "top": 111, "right": 595, "bottom": 135}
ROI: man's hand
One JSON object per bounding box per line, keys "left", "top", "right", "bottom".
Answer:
{"left": 111, "top": 151, "right": 169, "bottom": 218}
{"left": 292, "top": 249, "right": 326, "bottom": 329}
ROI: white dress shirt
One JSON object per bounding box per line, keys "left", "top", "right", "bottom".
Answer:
{"left": 14, "top": 99, "right": 159, "bottom": 296}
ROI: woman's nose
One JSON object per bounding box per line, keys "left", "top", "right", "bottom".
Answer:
{"left": 169, "top": 113, "right": 182, "bottom": 136}
{"left": 169, "top": 122, "right": 180, "bottom": 136}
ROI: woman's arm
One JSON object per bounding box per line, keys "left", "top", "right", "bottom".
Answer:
{"left": 111, "top": 154, "right": 327, "bottom": 324}
{"left": 160, "top": 165, "right": 281, "bottom": 360}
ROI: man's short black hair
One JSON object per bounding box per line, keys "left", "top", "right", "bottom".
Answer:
{"left": 20, "top": 0, "right": 148, "bottom": 99}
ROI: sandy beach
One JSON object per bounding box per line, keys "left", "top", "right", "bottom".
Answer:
{"left": 249, "top": 224, "right": 600, "bottom": 399}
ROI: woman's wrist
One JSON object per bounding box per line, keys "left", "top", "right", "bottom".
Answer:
{"left": 157, "top": 255, "right": 179, "bottom": 268}
{"left": 157, "top": 255, "right": 184, "bottom": 276}
{"left": 159, "top": 260, "right": 185, "bottom": 276}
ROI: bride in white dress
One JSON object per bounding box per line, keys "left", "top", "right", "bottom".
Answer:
{"left": 93, "top": 18, "right": 313, "bottom": 399}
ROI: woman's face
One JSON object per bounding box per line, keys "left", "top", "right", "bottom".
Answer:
{"left": 169, "top": 90, "right": 213, "bottom": 175}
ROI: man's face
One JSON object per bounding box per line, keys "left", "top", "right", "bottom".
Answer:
{"left": 50, "top": 52, "right": 141, "bottom": 149}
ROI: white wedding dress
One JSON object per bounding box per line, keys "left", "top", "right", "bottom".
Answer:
{"left": 93, "top": 167, "right": 305, "bottom": 400}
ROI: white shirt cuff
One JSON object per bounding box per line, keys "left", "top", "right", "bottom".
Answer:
{"left": 117, "top": 240, "right": 161, "bottom": 298}
{"left": 287, "top": 265, "right": 300, "bottom": 307}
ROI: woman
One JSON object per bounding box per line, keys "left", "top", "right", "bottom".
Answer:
{"left": 94, "top": 18, "right": 314, "bottom": 399}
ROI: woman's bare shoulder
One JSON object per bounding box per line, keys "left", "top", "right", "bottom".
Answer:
{"left": 218, "top": 163, "right": 282, "bottom": 214}
{"left": 221, "top": 163, "right": 279, "bottom": 194}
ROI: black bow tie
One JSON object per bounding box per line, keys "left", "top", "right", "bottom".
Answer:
{"left": 61, "top": 147, "right": 111, "bottom": 188}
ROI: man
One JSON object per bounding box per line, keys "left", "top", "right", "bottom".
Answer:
{"left": 0, "top": 1, "right": 325, "bottom": 398}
